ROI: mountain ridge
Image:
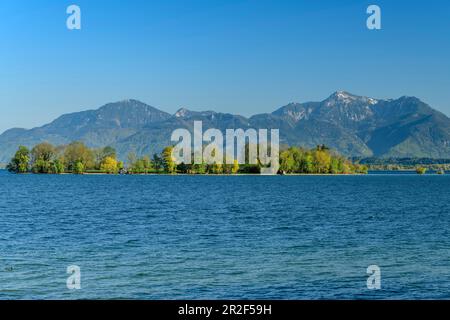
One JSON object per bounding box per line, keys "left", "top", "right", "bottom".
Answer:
{"left": 1, "top": 91, "right": 449, "bottom": 162}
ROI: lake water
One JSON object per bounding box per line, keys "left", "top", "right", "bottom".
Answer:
{"left": 1, "top": 170, "right": 450, "bottom": 299}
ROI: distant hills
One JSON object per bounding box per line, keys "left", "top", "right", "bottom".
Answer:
{"left": 1, "top": 91, "right": 450, "bottom": 162}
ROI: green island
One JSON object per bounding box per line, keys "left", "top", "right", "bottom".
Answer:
{"left": 355, "top": 157, "right": 450, "bottom": 174}
{"left": 5, "top": 142, "right": 369, "bottom": 175}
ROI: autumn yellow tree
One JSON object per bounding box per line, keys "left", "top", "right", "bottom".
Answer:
{"left": 162, "top": 146, "right": 176, "bottom": 174}
{"left": 342, "top": 161, "right": 352, "bottom": 174}
{"left": 100, "top": 156, "right": 118, "bottom": 174}
{"left": 232, "top": 159, "right": 239, "bottom": 174}
{"left": 313, "top": 150, "right": 331, "bottom": 173}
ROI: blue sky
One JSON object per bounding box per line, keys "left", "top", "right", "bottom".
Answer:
{"left": 1, "top": 0, "right": 450, "bottom": 133}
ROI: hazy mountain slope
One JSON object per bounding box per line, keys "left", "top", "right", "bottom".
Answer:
{"left": 1, "top": 92, "right": 449, "bottom": 162}
{"left": 115, "top": 109, "right": 252, "bottom": 157}
{"left": 0, "top": 99, "right": 171, "bottom": 162}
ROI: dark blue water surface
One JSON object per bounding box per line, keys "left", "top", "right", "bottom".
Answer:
{"left": 1, "top": 170, "right": 450, "bottom": 299}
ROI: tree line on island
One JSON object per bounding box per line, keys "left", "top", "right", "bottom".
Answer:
{"left": 6, "top": 142, "right": 368, "bottom": 175}
{"left": 355, "top": 157, "right": 449, "bottom": 174}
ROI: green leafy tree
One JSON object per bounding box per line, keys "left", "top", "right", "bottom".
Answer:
{"left": 302, "top": 152, "right": 314, "bottom": 173}
{"left": 32, "top": 159, "right": 51, "bottom": 174}
{"left": 141, "top": 155, "right": 152, "bottom": 173}
{"left": 152, "top": 153, "right": 163, "bottom": 171}
{"left": 64, "top": 141, "right": 94, "bottom": 172}
{"left": 330, "top": 157, "right": 340, "bottom": 174}
{"left": 31, "top": 142, "right": 55, "bottom": 162}
{"left": 101, "top": 146, "right": 117, "bottom": 160}
{"left": 192, "top": 162, "right": 206, "bottom": 174}
{"left": 7, "top": 146, "right": 30, "bottom": 173}
{"left": 290, "top": 147, "right": 304, "bottom": 172}
{"left": 276, "top": 146, "right": 361, "bottom": 175}
{"left": 313, "top": 150, "right": 332, "bottom": 173}
{"left": 280, "top": 149, "right": 295, "bottom": 173}
{"left": 73, "top": 161, "right": 85, "bottom": 174}
{"left": 177, "top": 162, "right": 189, "bottom": 174}
{"left": 117, "top": 161, "right": 124, "bottom": 172}
{"left": 135, "top": 159, "right": 145, "bottom": 173}
{"left": 31, "top": 142, "right": 56, "bottom": 173}
{"left": 52, "top": 159, "right": 65, "bottom": 174}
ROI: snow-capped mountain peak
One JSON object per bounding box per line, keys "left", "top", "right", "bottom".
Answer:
{"left": 175, "top": 108, "right": 191, "bottom": 117}
{"left": 325, "top": 91, "right": 378, "bottom": 106}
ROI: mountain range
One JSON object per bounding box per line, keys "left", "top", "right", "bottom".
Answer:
{"left": 1, "top": 91, "right": 450, "bottom": 162}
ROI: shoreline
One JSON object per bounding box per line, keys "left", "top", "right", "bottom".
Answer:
{"left": 2, "top": 171, "right": 447, "bottom": 176}
{"left": 1, "top": 170, "right": 367, "bottom": 176}
{"left": 1, "top": 169, "right": 447, "bottom": 176}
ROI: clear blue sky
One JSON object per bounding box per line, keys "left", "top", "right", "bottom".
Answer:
{"left": 1, "top": 0, "right": 450, "bottom": 133}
